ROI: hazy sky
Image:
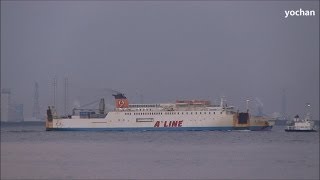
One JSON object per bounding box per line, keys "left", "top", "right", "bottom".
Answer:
{"left": 1, "top": 1, "right": 319, "bottom": 119}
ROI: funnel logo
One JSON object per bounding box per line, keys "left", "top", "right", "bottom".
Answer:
{"left": 115, "top": 99, "right": 128, "bottom": 108}
{"left": 118, "top": 100, "right": 125, "bottom": 107}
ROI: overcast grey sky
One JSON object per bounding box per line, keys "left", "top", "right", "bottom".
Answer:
{"left": 1, "top": 1, "right": 319, "bottom": 119}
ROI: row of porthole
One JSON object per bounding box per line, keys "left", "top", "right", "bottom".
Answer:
{"left": 124, "top": 111, "right": 222, "bottom": 116}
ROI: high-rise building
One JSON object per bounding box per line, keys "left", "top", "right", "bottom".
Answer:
{"left": 11, "top": 104, "right": 24, "bottom": 122}
{"left": 1, "top": 88, "right": 24, "bottom": 122}
{"left": 1, "top": 89, "right": 11, "bottom": 122}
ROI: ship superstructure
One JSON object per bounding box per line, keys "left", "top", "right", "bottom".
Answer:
{"left": 46, "top": 93, "right": 273, "bottom": 131}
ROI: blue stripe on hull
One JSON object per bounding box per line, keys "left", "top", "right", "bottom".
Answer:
{"left": 47, "top": 126, "right": 273, "bottom": 131}
{"left": 285, "top": 129, "right": 317, "bottom": 132}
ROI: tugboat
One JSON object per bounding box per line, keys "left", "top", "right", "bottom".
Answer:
{"left": 285, "top": 104, "right": 317, "bottom": 132}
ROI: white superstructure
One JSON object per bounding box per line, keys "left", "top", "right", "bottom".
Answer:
{"left": 46, "top": 93, "right": 273, "bottom": 131}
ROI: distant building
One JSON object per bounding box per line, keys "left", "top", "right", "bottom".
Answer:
{"left": 1, "top": 88, "right": 24, "bottom": 122}
{"left": 1, "top": 89, "right": 11, "bottom": 122}
{"left": 11, "top": 104, "right": 24, "bottom": 122}
{"left": 271, "top": 112, "right": 282, "bottom": 120}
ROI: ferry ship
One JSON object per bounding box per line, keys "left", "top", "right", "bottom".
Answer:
{"left": 46, "top": 93, "right": 274, "bottom": 131}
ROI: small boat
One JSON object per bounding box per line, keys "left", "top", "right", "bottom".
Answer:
{"left": 285, "top": 104, "right": 317, "bottom": 132}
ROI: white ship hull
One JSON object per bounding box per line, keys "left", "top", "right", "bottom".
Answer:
{"left": 46, "top": 111, "right": 273, "bottom": 131}
{"left": 285, "top": 121, "right": 317, "bottom": 132}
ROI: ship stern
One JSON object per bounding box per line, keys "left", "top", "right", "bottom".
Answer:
{"left": 46, "top": 121, "right": 53, "bottom": 131}
{"left": 249, "top": 116, "right": 274, "bottom": 131}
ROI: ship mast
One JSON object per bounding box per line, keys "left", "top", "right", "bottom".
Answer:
{"left": 305, "top": 103, "right": 311, "bottom": 121}
{"left": 220, "top": 97, "right": 224, "bottom": 107}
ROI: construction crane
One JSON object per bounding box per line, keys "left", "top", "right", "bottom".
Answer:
{"left": 32, "top": 82, "right": 40, "bottom": 119}
{"left": 254, "top": 97, "right": 264, "bottom": 116}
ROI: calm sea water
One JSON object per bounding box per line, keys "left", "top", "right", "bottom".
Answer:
{"left": 1, "top": 122, "right": 319, "bottom": 179}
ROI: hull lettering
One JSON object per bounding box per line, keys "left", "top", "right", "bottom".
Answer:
{"left": 154, "top": 121, "right": 183, "bottom": 128}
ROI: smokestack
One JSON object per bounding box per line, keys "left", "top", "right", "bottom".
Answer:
{"left": 112, "top": 93, "right": 129, "bottom": 108}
